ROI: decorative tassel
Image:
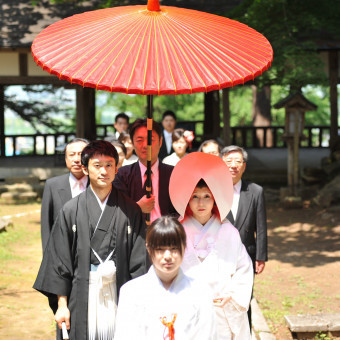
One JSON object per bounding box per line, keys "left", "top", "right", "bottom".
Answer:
{"left": 160, "top": 314, "right": 177, "bottom": 340}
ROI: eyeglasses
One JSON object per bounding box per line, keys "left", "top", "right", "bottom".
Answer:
{"left": 224, "top": 159, "right": 244, "bottom": 166}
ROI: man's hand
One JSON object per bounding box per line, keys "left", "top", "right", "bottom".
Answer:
{"left": 137, "top": 195, "right": 155, "bottom": 213}
{"left": 255, "top": 260, "right": 265, "bottom": 274}
{"left": 55, "top": 296, "right": 70, "bottom": 330}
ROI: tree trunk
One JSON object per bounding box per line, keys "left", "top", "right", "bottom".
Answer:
{"left": 204, "top": 90, "right": 220, "bottom": 140}
{"left": 329, "top": 50, "right": 339, "bottom": 150}
{"left": 252, "top": 85, "right": 272, "bottom": 147}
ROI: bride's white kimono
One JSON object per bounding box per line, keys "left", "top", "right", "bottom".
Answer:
{"left": 181, "top": 215, "right": 254, "bottom": 340}
{"left": 114, "top": 265, "right": 217, "bottom": 340}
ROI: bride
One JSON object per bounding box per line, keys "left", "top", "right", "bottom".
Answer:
{"left": 169, "top": 152, "right": 254, "bottom": 339}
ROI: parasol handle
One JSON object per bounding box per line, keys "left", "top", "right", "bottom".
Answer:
{"left": 147, "top": 0, "right": 160, "bottom": 11}
{"left": 61, "top": 322, "right": 69, "bottom": 340}
{"left": 145, "top": 95, "right": 154, "bottom": 225}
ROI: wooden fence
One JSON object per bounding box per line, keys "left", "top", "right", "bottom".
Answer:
{"left": 0, "top": 124, "right": 330, "bottom": 157}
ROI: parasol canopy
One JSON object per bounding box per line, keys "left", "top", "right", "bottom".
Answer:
{"left": 31, "top": 0, "right": 273, "bottom": 95}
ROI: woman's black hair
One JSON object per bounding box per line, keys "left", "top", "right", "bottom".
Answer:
{"left": 81, "top": 140, "right": 119, "bottom": 168}
{"left": 110, "top": 140, "right": 127, "bottom": 156}
{"left": 118, "top": 131, "right": 131, "bottom": 144}
{"left": 146, "top": 216, "right": 186, "bottom": 258}
{"left": 196, "top": 178, "right": 208, "bottom": 188}
{"left": 171, "top": 128, "right": 186, "bottom": 144}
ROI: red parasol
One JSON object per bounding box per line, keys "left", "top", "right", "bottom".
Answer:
{"left": 32, "top": 0, "right": 272, "bottom": 95}
{"left": 31, "top": 0, "right": 273, "bottom": 223}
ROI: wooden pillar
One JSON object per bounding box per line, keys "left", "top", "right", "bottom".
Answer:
{"left": 287, "top": 138, "right": 294, "bottom": 195}
{"left": 204, "top": 90, "right": 220, "bottom": 139}
{"left": 293, "top": 110, "right": 300, "bottom": 196}
{"left": 76, "top": 87, "right": 96, "bottom": 140}
{"left": 222, "top": 88, "right": 231, "bottom": 145}
{"left": 329, "top": 50, "right": 338, "bottom": 147}
{"left": 0, "top": 85, "right": 5, "bottom": 157}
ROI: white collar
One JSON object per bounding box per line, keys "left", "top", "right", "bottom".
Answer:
{"left": 69, "top": 172, "right": 88, "bottom": 187}
{"left": 90, "top": 186, "right": 111, "bottom": 212}
{"left": 191, "top": 214, "right": 216, "bottom": 231}
{"left": 163, "top": 130, "right": 172, "bottom": 137}
{"left": 233, "top": 179, "right": 242, "bottom": 194}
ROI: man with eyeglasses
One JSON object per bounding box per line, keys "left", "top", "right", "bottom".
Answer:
{"left": 221, "top": 145, "right": 268, "bottom": 330}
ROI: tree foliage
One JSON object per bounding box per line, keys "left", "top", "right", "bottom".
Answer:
{"left": 96, "top": 91, "right": 204, "bottom": 124}
{"left": 5, "top": 85, "right": 75, "bottom": 134}
{"left": 21, "top": 0, "right": 338, "bottom": 132}
{"left": 228, "top": 0, "right": 338, "bottom": 89}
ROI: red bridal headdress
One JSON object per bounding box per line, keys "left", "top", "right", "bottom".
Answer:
{"left": 169, "top": 152, "right": 233, "bottom": 221}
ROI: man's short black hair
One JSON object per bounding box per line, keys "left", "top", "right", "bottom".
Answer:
{"left": 198, "top": 139, "right": 222, "bottom": 153}
{"left": 115, "top": 112, "right": 129, "bottom": 124}
{"left": 162, "top": 110, "right": 177, "bottom": 121}
{"left": 64, "top": 138, "right": 89, "bottom": 154}
{"left": 129, "top": 118, "right": 162, "bottom": 142}
{"left": 81, "top": 140, "right": 119, "bottom": 168}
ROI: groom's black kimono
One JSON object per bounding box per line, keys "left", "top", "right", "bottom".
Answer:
{"left": 34, "top": 187, "right": 146, "bottom": 340}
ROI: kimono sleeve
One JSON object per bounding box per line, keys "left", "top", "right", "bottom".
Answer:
{"left": 129, "top": 206, "right": 147, "bottom": 279}
{"left": 221, "top": 232, "right": 253, "bottom": 337}
{"left": 33, "top": 205, "right": 76, "bottom": 302}
{"left": 40, "top": 180, "right": 54, "bottom": 251}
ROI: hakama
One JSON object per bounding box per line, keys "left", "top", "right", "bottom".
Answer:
{"left": 114, "top": 266, "right": 217, "bottom": 340}
{"left": 181, "top": 215, "right": 253, "bottom": 340}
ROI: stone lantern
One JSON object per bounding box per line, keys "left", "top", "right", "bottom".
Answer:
{"left": 274, "top": 92, "right": 317, "bottom": 204}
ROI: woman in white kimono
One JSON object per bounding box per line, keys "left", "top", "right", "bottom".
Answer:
{"left": 115, "top": 216, "right": 216, "bottom": 340}
{"left": 169, "top": 152, "right": 254, "bottom": 340}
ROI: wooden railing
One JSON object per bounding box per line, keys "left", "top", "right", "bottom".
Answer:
{"left": 230, "top": 125, "right": 331, "bottom": 148}
{"left": 0, "top": 124, "right": 330, "bottom": 157}
{"left": 1, "top": 133, "right": 75, "bottom": 157}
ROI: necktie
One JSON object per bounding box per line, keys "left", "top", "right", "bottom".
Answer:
{"left": 227, "top": 210, "right": 235, "bottom": 225}
{"left": 143, "top": 170, "right": 153, "bottom": 196}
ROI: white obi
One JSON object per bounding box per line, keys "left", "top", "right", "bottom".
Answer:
{"left": 88, "top": 249, "right": 117, "bottom": 340}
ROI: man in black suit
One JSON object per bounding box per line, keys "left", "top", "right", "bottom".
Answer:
{"left": 222, "top": 145, "right": 268, "bottom": 329}
{"left": 112, "top": 112, "right": 129, "bottom": 140}
{"left": 113, "top": 119, "right": 176, "bottom": 222}
{"left": 222, "top": 145, "right": 268, "bottom": 272}
{"left": 159, "top": 110, "right": 176, "bottom": 161}
{"left": 40, "top": 138, "right": 89, "bottom": 251}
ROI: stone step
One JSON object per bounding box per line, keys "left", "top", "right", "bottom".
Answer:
{"left": 4, "top": 176, "right": 40, "bottom": 185}
{"left": 0, "top": 218, "right": 13, "bottom": 232}
{"left": 1, "top": 191, "right": 38, "bottom": 204}
{"left": 285, "top": 314, "right": 340, "bottom": 339}
{"left": 0, "top": 183, "right": 44, "bottom": 198}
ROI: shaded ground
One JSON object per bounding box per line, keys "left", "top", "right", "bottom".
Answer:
{"left": 0, "top": 202, "right": 339, "bottom": 339}
{"left": 254, "top": 202, "right": 340, "bottom": 339}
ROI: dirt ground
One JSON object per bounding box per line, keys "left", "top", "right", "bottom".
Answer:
{"left": 254, "top": 202, "right": 340, "bottom": 339}
{"left": 0, "top": 201, "right": 339, "bottom": 339}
